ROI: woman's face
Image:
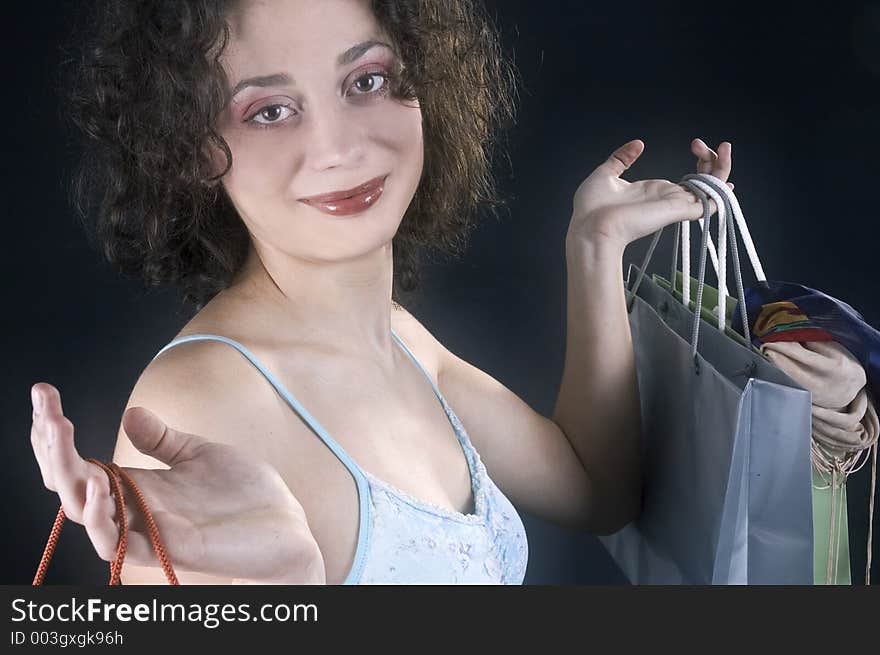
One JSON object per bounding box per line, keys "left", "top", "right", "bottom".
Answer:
{"left": 214, "top": 0, "right": 423, "bottom": 263}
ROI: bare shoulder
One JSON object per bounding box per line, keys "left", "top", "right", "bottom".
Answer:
{"left": 121, "top": 299, "right": 441, "bottom": 465}
{"left": 113, "top": 333, "right": 267, "bottom": 468}
{"left": 114, "top": 332, "right": 280, "bottom": 585}
{"left": 391, "top": 302, "right": 447, "bottom": 371}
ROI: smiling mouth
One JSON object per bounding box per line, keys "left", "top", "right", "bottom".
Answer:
{"left": 297, "top": 175, "right": 388, "bottom": 217}
{"left": 298, "top": 174, "right": 388, "bottom": 204}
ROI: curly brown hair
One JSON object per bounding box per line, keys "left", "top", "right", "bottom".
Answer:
{"left": 59, "top": 0, "right": 520, "bottom": 311}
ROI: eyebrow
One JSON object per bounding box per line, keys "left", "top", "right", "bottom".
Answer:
{"left": 228, "top": 39, "right": 393, "bottom": 99}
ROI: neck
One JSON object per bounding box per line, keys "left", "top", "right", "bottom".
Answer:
{"left": 223, "top": 239, "right": 398, "bottom": 359}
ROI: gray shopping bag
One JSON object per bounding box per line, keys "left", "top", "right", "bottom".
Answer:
{"left": 598, "top": 173, "right": 814, "bottom": 584}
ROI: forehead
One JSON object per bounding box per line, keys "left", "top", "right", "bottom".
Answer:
{"left": 224, "top": 0, "right": 384, "bottom": 60}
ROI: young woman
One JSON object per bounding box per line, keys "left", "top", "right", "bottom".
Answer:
{"left": 30, "top": 0, "right": 733, "bottom": 584}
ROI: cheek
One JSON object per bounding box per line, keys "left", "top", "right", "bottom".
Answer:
{"left": 215, "top": 141, "right": 301, "bottom": 240}
{"left": 374, "top": 103, "right": 424, "bottom": 184}
{"left": 222, "top": 131, "right": 300, "bottom": 200}
{"left": 383, "top": 103, "right": 423, "bottom": 153}
{"left": 370, "top": 105, "right": 424, "bottom": 212}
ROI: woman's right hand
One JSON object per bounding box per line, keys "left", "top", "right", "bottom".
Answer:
{"left": 30, "top": 383, "right": 326, "bottom": 584}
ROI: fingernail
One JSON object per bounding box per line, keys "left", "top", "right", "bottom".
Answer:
{"left": 31, "top": 388, "right": 42, "bottom": 415}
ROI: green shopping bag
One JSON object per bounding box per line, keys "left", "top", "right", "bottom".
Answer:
{"left": 654, "top": 269, "right": 853, "bottom": 585}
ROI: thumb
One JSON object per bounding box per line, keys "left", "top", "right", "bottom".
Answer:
{"left": 596, "top": 139, "right": 645, "bottom": 179}
{"left": 122, "top": 406, "right": 205, "bottom": 467}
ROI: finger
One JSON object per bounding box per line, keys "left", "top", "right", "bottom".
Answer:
{"left": 673, "top": 185, "right": 719, "bottom": 217}
{"left": 31, "top": 417, "right": 53, "bottom": 489}
{"left": 31, "top": 386, "right": 54, "bottom": 489}
{"left": 122, "top": 406, "right": 207, "bottom": 467}
{"left": 713, "top": 141, "right": 732, "bottom": 182}
{"left": 691, "top": 138, "right": 718, "bottom": 174}
{"left": 675, "top": 190, "right": 724, "bottom": 222}
{"left": 686, "top": 189, "right": 718, "bottom": 220}
{"left": 31, "top": 383, "right": 64, "bottom": 489}
{"left": 43, "top": 390, "right": 94, "bottom": 523}
{"left": 82, "top": 474, "right": 122, "bottom": 561}
{"left": 82, "top": 475, "right": 158, "bottom": 565}
{"left": 596, "top": 139, "right": 645, "bottom": 179}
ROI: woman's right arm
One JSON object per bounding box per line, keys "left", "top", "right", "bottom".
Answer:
{"left": 111, "top": 411, "right": 325, "bottom": 586}
{"left": 30, "top": 343, "right": 326, "bottom": 585}
{"left": 112, "top": 427, "right": 263, "bottom": 585}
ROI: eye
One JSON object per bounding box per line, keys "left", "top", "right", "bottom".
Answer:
{"left": 348, "top": 72, "right": 389, "bottom": 97}
{"left": 246, "top": 103, "right": 297, "bottom": 127}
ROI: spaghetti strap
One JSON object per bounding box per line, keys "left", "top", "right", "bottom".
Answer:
{"left": 389, "top": 328, "right": 475, "bottom": 451}
{"left": 153, "top": 330, "right": 449, "bottom": 452}
{"left": 151, "top": 333, "right": 374, "bottom": 584}
{"left": 151, "top": 334, "right": 374, "bottom": 481}
{"left": 389, "top": 328, "right": 445, "bottom": 401}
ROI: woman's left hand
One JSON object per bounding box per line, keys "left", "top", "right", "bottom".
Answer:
{"left": 566, "top": 138, "right": 733, "bottom": 253}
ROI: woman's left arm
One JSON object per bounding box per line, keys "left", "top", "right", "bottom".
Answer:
{"left": 554, "top": 138, "right": 732, "bottom": 533}
{"left": 414, "top": 139, "right": 732, "bottom": 535}
{"left": 553, "top": 139, "right": 731, "bottom": 533}
{"left": 553, "top": 234, "right": 644, "bottom": 535}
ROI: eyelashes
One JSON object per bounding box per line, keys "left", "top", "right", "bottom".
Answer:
{"left": 349, "top": 71, "right": 391, "bottom": 97}
{"left": 245, "top": 71, "right": 393, "bottom": 129}
{"left": 248, "top": 102, "right": 296, "bottom": 127}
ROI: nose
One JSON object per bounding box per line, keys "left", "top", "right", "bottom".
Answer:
{"left": 303, "top": 98, "right": 366, "bottom": 172}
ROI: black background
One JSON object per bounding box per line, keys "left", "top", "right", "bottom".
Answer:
{"left": 4, "top": 0, "right": 879, "bottom": 584}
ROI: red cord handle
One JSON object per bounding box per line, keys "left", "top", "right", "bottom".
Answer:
{"left": 33, "top": 457, "right": 179, "bottom": 585}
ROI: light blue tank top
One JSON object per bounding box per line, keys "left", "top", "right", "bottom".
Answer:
{"left": 152, "top": 329, "right": 529, "bottom": 584}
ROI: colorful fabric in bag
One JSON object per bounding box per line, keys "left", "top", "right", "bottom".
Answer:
{"left": 731, "top": 280, "right": 880, "bottom": 405}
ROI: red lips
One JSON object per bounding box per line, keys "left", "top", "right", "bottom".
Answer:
{"left": 298, "top": 174, "right": 388, "bottom": 217}
{"left": 299, "top": 175, "right": 387, "bottom": 203}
